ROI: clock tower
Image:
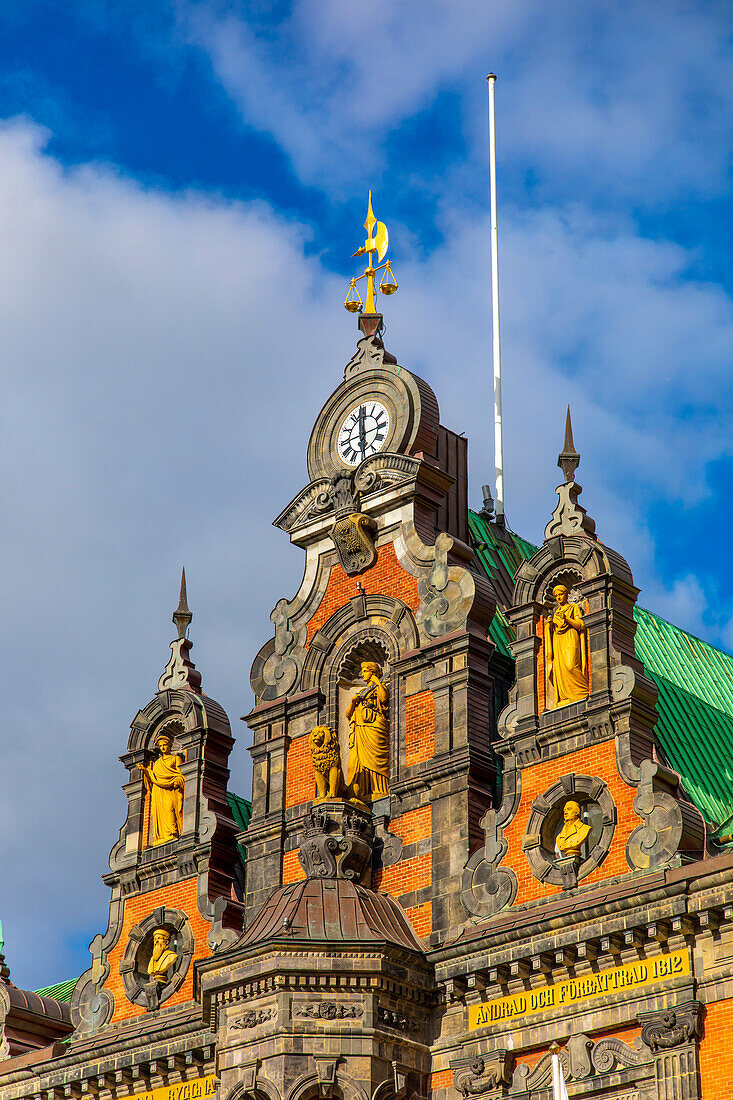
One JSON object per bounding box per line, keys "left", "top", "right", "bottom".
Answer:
{"left": 240, "top": 197, "right": 504, "bottom": 945}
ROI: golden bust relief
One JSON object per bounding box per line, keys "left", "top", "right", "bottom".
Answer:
{"left": 345, "top": 661, "right": 390, "bottom": 803}
{"left": 309, "top": 725, "right": 344, "bottom": 800}
{"left": 147, "top": 928, "right": 177, "bottom": 983}
{"left": 555, "top": 800, "right": 592, "bottom": 857}
{"left": 546, "top": 584, "right": 589, "bottom": 707}
{"left": 137, "top": 732, "right": 185, "bottom": 846}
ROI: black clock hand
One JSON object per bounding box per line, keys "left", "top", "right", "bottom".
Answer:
{"left": 358, "top": 405, "right": 367, "bottom": 457}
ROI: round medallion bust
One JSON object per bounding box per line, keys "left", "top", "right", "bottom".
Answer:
{"left": 522, "top": 775, "right": 616, "bottom": 887}
{"left": 119, "top": 907, "right": 193, "bottom": 1010}
{"left": 306, "top": 362, "right": 438, "bottom": 481}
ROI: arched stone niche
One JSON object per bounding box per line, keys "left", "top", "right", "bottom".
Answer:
{"left": 300, "top": 595, "right": 419, "bottom": 795}
{"left": 119, "top": 906, "right": 193, "bottom": 1010}
{"left": 522, "top": 774, "right": 617, "bottom": 887}
{"left": 224, "top": 1075, "right": 282, "bottom": 1100}
{"left": 503, "top": 533, "right": 639, "bottom": 732}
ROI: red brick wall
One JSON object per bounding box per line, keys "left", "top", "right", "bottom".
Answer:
{"left": 428, "top": 1068, "right": 453, "bottom": 1090}
{"left": 502, "top": 740, "right": 639, "bottom": 904}
{"left": 285, "top": 734, "right": 314, "bottom": 809}
{"left": 306, "top": 543, "right": 420, "bottom": 642}
{"left": 404, "top": 901, "right": 432, "bottom": 937}
{"left": 406, "top": 691, "right": 435, "bottom": 767}
{"left": 699, "top": 1000, "right": 733, "bottom": 1098}
{"left": 102, "top": 878, "right": 210, "bottom": 1023}
{"left": 283, "top": 849, "right": 305, "bottom": 884}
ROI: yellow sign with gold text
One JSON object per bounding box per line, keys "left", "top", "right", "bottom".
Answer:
{"left": 469, "top": 949, "right": 689, "bottom": 1029}
{"left": 125, "top": 1075, "right": 217, "bottom": 1100}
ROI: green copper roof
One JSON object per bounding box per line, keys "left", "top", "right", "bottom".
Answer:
{"left": 34, "top": 977, "right": 76, "bottom": 1002}
{"left": 469, "top": 509, "right": 733, "bottom": 833}
{"left": 227, "top": 790, "right": 252, "bottom": 866}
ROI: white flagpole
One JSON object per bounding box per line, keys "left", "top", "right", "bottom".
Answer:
{"left": 487, "top": 73, "right": 505, "bottom": 523}
{"left": 550, "top": 1044, "right": 569, "bottom": 1100}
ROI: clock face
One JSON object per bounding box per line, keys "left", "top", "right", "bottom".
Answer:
{"left": 337, "top": 401, "right": 390, "bottom": 467}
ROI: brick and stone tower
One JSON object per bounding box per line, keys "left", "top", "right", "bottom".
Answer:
{"left": 70, "top": 572, "right": 243, "bottom": 1038}
{"left": 241, "top": 312, "right": 501, "bottom": 945}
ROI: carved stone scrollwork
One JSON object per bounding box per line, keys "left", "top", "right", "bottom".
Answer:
{"left": 344, "top": 332, "right": 397, "bottom": 377}
{"left": 377, "top": 1007, "right": 418, "bottom": 1032}
{"left": 250, "top": 597, "right": 307, "bottom": 702}
{"left": 622, "top": 753, "right": 706, "bottom": 871}
{"left": 330, "top": 512, "right": 378, "bottom": 576}
{"left": 297, "top": 803, "right": 374, "bottom": 883}
{"left": 460, "top": 809, "right": 517, "bottom": 917}
{"left": 293, "top": 1002, "right": 363, "bottom": 1020}
{"left": 591, "top": 1037, "right": 643, "bottom": 1072}
{"left": 511, "top": 1048, "right": 570, "bottom": 1093}
{"left": 231, "top": 1007, "right": 276, "bottom": 1028}
{"left": 450, "top": 1051, "right": 513, "bottom": 1096}
{"left": 417, "top": 532, "right": 478, "bottom": 639}
{"left": 638, "top": 1001, "right": 703, "bottom": 1052}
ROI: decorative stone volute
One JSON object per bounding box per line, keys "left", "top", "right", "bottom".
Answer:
{"left": 297, "top": 801, "right": 375, "bottom": 886}
{"left": 544, "top": 407, "right": 596, "bottom": 540}
{"left": 157, "top": 568, "right": 202, "bottom": 693}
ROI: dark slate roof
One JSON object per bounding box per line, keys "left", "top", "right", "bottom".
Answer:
{"left": 469, "top": 509, "right": 733, "bottom": 836}
{"left": 239, "top": 878, "right": 423, "bottom": 952}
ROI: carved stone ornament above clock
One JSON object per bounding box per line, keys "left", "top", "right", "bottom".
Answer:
{"left": 306, "top": 361, "right": 439, "bottom": 482}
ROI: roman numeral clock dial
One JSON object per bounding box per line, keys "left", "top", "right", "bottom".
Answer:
{"left": 337, "top": 401, "right": 390, "bottom": 467}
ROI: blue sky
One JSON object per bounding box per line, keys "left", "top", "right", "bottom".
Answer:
{"left": 2, "top": 0, "right": 733, "bottom": 988}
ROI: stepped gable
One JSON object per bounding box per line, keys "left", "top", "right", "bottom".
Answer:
{"left": 241, "top": 309, "right": 501, "bottom": 945}
{"left": 69, "top": 572, "right": 242, "bottom": 1038}
{"left": 470, "top": 501, "right": 733, "bottom": 838}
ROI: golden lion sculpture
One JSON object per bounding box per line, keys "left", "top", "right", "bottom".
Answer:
{"left": 309, "top": 725, "right": 344, "bottom": 801}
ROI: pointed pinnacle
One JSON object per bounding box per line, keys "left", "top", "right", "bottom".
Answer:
{"left": 558, "top": 405, "right": 580, "bottom": 484}
{"left": 563, "top": 405, "right": 575, "bottom": 453}
{"left": 172, "top": 566, "right": 192, "bottom": 640}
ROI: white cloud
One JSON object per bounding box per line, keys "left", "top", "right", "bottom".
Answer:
{"left": 180, "top": 0, "right": 733, "bottom": 203}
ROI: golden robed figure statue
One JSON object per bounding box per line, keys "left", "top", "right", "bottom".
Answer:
{"left": 137, "top": 732, "right": 185, "bottom": 846}
{"left": 346, "top": 661, "right": 390, "bottom": 803}
{"left": 547, "top": 584, "right": 589, "bottom": 707}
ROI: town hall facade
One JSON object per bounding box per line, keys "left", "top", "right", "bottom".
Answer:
{"left": 2, "top": 202, "right": 733, "bottom": 1099}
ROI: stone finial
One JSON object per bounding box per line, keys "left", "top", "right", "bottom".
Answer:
{"left": 558, "top": 406, "right": 580, "bottom": 483}
{"left": 173, "top": 567, "right": 192, "bottom": 640}
{"left": 544, "top": 407, "right": 596, "bottom": 540}
{"left": 158, "top": 568, "right": 202, "bottom": 693}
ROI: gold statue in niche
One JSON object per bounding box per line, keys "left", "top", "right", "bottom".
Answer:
{"left": 147, "top": 928, "right": 177, "bottom": 983}
{"left": 345, "top": 661, "right": 390, "bottom": 803}
{"left": 309, "top": 725, "right": 344, "bottom": 800}
{"left": 555, "top": 800, "right": 592, "bottom": 856}
{"left": 137, "top": 732, "right": 185, "bottom": 846}
{"left": 546, "top": 584, "right": 589, "bottom": 706}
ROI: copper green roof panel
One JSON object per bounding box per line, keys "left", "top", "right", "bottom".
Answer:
{"left": 227, "top": 790, "right": 252, "bottom": 866}
{"left": 34, "top": 977, "right": 76, "bottom": 1002}
{"left": 227, "top": 790, "right": 252, "bottom": 832}
{"left": 467, "top": 509, "right": 733, "bottom": 832}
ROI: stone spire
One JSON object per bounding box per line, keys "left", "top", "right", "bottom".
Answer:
{"left": 558, "top": 405, "right": 581, "bottom": 483}
{"left": 544, "top": 406, "right": 596, "bottom": 540}
{"left": 173, "top": 566, "right": 192, "bottom": 639}
{"left": 157, "top": 567, "right": 202, "bottom": 692}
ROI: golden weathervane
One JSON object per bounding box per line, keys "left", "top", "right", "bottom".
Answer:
{"left": 344, "top": 192, "right": 398, "bottom": 315}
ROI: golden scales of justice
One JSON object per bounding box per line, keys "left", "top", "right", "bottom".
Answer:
{"left": 344, "top": 191, "right": 399, "bottom": 314}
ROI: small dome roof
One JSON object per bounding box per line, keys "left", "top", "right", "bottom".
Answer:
{"left": 240, "top": 878, "right": 423, "bottom": 953}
